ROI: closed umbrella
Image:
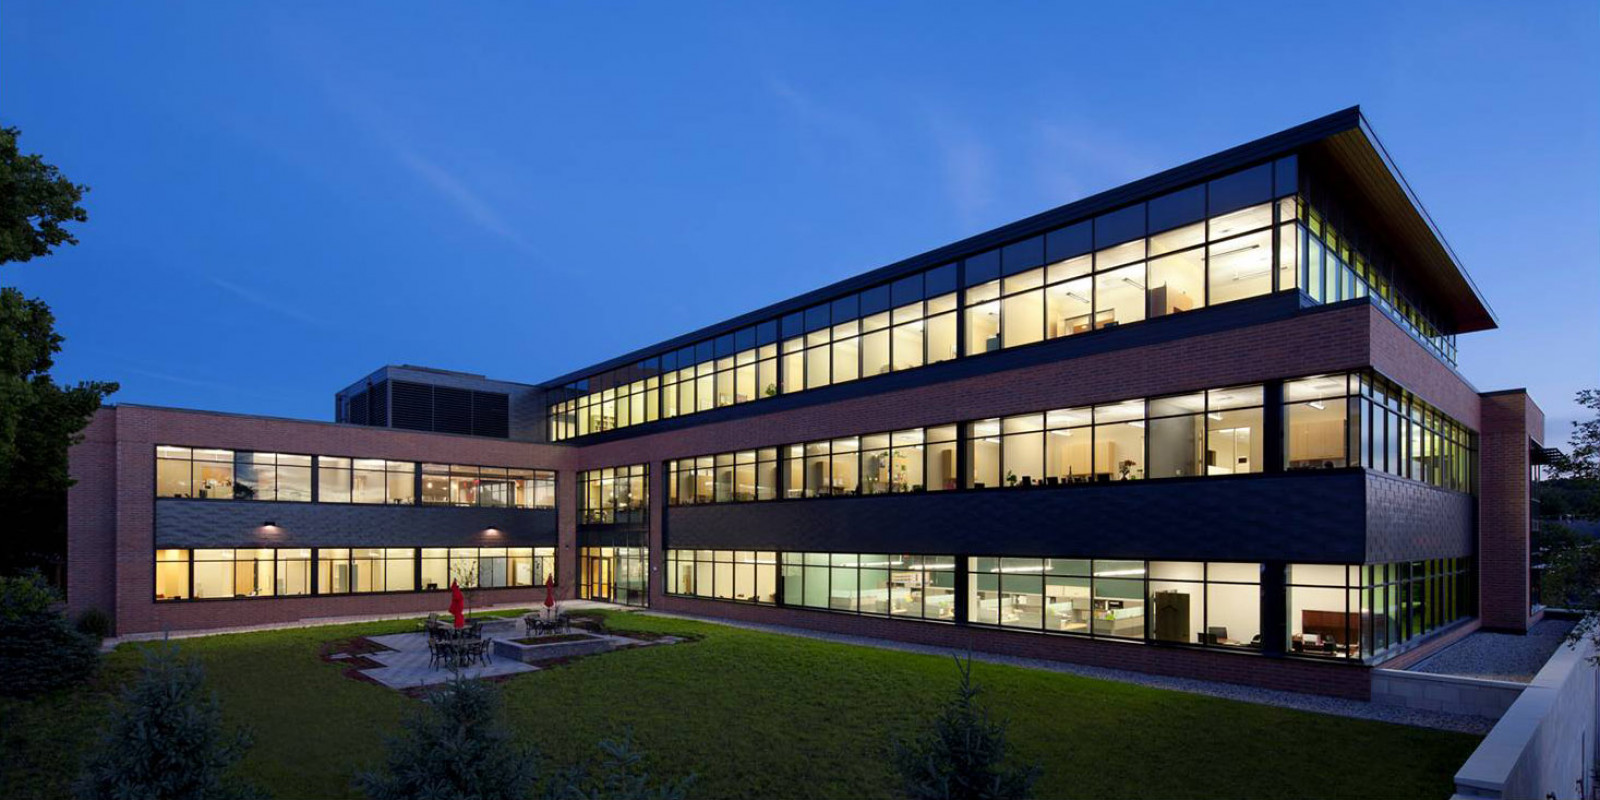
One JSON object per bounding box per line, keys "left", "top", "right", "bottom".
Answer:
{"left": 449, "top": 579, "right": 466, "bottom": 629}
{"left": 543, "top": 574, "right": 555, "bottom": 608}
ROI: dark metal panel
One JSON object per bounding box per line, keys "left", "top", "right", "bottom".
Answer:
{"left": 666, "top": 471, "right": 1371, "bottom": 562}
{"left": 1363, "top": 473, "right": 1474, "bottom": 562}
{"left": 154, "top": 500, "right": 557, "bottom": 549}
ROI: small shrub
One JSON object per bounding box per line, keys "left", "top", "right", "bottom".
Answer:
{"left": 0, "top": 569, "right": 61, "bottom": 621}
{"left": 76, "top": 642, "right": 260, "bottom": 800}
{"left": 357, "top": 673, "right": 539, "bottom": 800}
{"left": 892, "top": 654, "right": 1040, "bottom": 800}
{"left": 0, "top": 571, "right": 98, "bottom": 698}
{"left": 75, "top": 607, "right": 112, "bottom": 639}
{"left": 542, "top": 728, "right": 694, "bottom": 800}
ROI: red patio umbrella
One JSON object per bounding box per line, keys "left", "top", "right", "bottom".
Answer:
{"left": 543, "top": 574, "right": 555, "bottom": 608}
{"left": 449, "top": 579, "right": 466, "bottom": 628}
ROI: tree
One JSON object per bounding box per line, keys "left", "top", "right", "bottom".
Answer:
{"left": 0, "top": 569, "right": 99, "bottom": 697}
{"left": 892, "top": 655, "right": 1041, "bottom": 800}
{"left": 357, "top": 673, "right": 539, "bottom": 800}
{"left": 1550, "top": 389, "right": 1600, "bottom": 482}
{"left": 542, "top": 729, "right": 694, "bottom": 800}
{"left": 0, "top": 126, "right": 88, "bottom": 263}
{"left": 0, "top": 126, "right": 117, "bottom": 580}
{"left": 76, "top": 642, "right": 260, "bottom": 800}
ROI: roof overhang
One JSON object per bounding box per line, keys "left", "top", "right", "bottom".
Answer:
{"left": 1297, "top": 111, "right": 1497, "bottom": 333}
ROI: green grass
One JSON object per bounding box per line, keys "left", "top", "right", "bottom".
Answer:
{"left": 0, "top": 610, "right": 1478, "bottom": 799}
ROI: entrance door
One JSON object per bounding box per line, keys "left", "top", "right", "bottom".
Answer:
{"left": 581, "top": 547, "right": 614, "bottom": 601}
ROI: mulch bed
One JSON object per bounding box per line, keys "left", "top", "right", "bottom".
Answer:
{"left": 320, "top": 635, "right": 396, "bottom": 686}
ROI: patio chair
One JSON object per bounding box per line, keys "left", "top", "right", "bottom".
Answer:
{"left": 426, "top": 637, "right": 441, "bottom": 668}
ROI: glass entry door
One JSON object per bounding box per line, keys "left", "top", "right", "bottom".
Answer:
{"left": 580, "top": 547, "right": 615, "bottom": 601}
{"left": 579, "top": 545, "right": 648, "bottom": 607}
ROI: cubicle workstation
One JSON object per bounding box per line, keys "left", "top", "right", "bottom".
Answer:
{"left": 967, "top": 558, "right": 1266, "bottom": 649}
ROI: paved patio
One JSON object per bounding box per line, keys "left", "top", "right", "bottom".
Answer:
{"left": 346, "top": 613, "right": 676, "bottom": 690}
{"left": 355, "top": 618, "right": 538, "bottom": 689}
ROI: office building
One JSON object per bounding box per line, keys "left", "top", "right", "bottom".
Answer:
{"left": 68, "top": 108, "right": 1546, "bottom": 698}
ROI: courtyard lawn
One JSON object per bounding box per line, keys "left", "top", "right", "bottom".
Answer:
{"left": 0, "top": 610, "right": 1477, "bottom": 799}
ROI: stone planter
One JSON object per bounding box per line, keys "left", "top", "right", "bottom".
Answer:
{"left": 493, "top": 633, "right": 617, "bottom": 664}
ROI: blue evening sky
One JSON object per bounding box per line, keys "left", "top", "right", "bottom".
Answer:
{"left": 3, "top": 3, "right": 1596, "bottom": 446}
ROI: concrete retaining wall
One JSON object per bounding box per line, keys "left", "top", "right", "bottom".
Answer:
{"left": 1452, "top": 636, "right": 1598, "bottom": 799}
{"left": 1372, "top": 669, "right": 1526, "bottom": 719}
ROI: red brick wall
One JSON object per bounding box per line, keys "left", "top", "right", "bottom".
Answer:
{"left": 1368, "top": 311, "right": 1483, "bottom": 429}
{"left": 79, "top": 405, "right": 576, "bottom": 635}
{"left": 653, "top": 595, "right": 1373, "bottom": 699}
{"left": 1478, "top": 391, "right": 1544, "bottom": 632}
{"left": 66, "top": 412, "right": 119, "bottom": 620}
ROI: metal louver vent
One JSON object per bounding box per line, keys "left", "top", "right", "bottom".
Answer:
{"left": 432, "top": 386, "right": 472, "bottom": 435}
{"left": 347, "top": 389, "right": 370, "bottom": 425}
{"left": 472, "top": 391, "right": 510, "bottom": 438}
{"left": 390, "top": 381, "right": 434, "bottom": 432}
{"left": 369, "top": 379, "right": 389, "bottom": 427}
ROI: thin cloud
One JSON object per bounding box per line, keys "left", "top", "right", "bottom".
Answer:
{"left": 204, "top": 275, "right": 327, "bottom": 328}
{"left": 387, "top": 144, "right": 552, "bottom": 268}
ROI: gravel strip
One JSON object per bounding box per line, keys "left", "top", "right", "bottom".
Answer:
{"left": 1410, "top": 619, "right": 1576, "bottom": 683}
{"left": 634, "top": 609, "right": 1493, "bottom": 734}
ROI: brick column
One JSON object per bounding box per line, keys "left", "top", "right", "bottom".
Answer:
{"left": 1477, "top": 390, "right": 1544, "bottom": 632}
{"left": 66, "top": 409, "right": 119, "bottom": 625}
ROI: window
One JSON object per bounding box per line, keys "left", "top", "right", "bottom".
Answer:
{"left": 967, "top": 558, "right": 1150, "bottom": 640}
{"left": 779, "top": 552, "right": 955, "bottom": 621}
{"left": 155, "top": 447, "right": 235, "bottom": 499}
{"left": 579, "top": 464, "right": 649, "bottom": 524}
{"left": 1285, "top": 371, "right": 1475, "bottom": 491}
{"left": 665, "top": 550, "right": 777, "bottom": 604}
{"left": 1295, "top": 197, "right": 1458, "bottom": 365}
{"left": 963, "top": 168, "right": 1290, "bottom": 357}
{"left": 550, "top": 266, "right": 956, "bottom": 440}
{"left": 1148, "top": 561, "right": 1260, "bottom": 648}
{"left": 421, "top": 464, "right": 557, "bottom": 508}
{"left": 318, "top": 456, "right": 352, "bottom": 502}
{"left": 155, "top": 549, "right": 189, "bottom": 600}
{"left": 1287, "top": 564, "right": 1362, "bottom": 659}
{"left": 352, "top": 459, "right": 414, "bottom": 505}
{"left": 1286, "top": 375, "right": 1352, "bottom": 470}
{"left": 232, "top": 452, "right": 312, "bottom": 502}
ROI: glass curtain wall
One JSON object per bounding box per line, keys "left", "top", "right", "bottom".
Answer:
{"left": 1285, "top": 372, "right": 1476, "bottom": 491}
{"left": 549, "top": 157, "right": 1467, "bottom": 441}
{"left": 577, "top": 464, "right": 649, "bottom": 524}
{"left": 969, "top": 386, "right": 1263, "bottom": 488}
{"left": 665, "top": 550, "right": 779, "bottom": 604}
{"left": 775, "top": 553, "right": 957, "bottom": 620}
{"left": 157, "top": 448, "right": 556, "bottom": 508}
{"left": 155, "top": 546, "right": 554, "bottom": 600}
{"left": 1294, "top": 195, "right": 1457, "bottom": 364}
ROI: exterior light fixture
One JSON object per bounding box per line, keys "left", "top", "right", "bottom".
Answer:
{"left": 263, "top": 521, "right": 276, "bottom": 527}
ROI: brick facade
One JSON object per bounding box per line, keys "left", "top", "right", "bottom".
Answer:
{"left": 64, "top": 299, "right": 1536, "bottom": 699}
{"left": 1477, "top": 391, "right": 1544, "bottom": 632}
